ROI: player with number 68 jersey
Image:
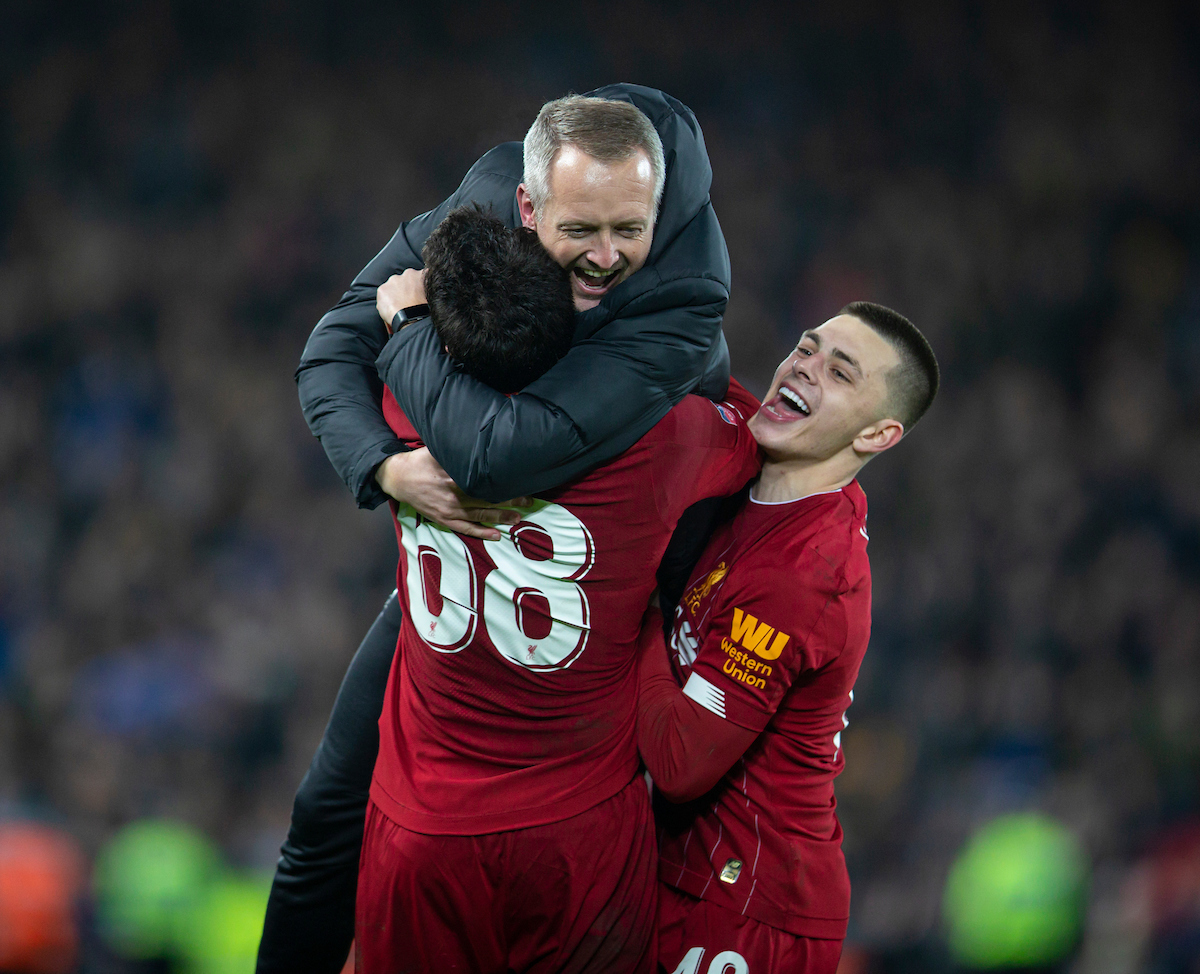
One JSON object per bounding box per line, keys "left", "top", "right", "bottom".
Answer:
{"left": 373, "top": 381, "right": 759, "bottom": 835}
{"left": 361, "top": 383, "right": 759, "bottom": 971}
{"left": 355, "top": 206, "right": 762, "bottom": 973}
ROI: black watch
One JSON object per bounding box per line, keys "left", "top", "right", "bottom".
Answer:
{"left": 392, "top": 303, "right": 430, "bottom": 331}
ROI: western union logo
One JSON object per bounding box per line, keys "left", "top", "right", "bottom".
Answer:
{"left": 731, "top": 607, "right": 789, "bottom": 660}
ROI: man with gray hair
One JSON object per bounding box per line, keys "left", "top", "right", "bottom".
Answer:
{"left": 523, "top": 94, "right": 667, "bottom": 217}
{"left": 375, "top": 93, "right": 668, "bottom": 348}
{"left": 513, "top": 94, "right": 666, "bottom": 308}
{"left": 259, "top": 86, "right": 732, "bottom": 973}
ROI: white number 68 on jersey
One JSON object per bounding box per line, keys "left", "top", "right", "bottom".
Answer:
{"left": 396, "top": 499, "right": 595, "bottom": 671}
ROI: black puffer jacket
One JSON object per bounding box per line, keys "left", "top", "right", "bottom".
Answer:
{"left": 297, "top": 83, "right": 731, "bottom": 506}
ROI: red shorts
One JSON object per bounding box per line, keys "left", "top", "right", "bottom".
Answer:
{"left": 657, "top": 885, "right": 842, "bottom": 974}
{"left": 356, "top": 775, "right": 657, "bottom": 974}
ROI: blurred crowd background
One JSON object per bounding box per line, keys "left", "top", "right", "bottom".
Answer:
{"left": 1, "top": 1, "right": 1198, "bottom": 971}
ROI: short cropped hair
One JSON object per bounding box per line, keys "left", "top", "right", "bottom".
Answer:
{"left": 522, "top": 95, "right": 665, "bottom": 218}
{"left": 841, "top": 301, "right": 939, "bottom": 431}
{"left": 422, "top": 206, "right": 575, "bottom": 393}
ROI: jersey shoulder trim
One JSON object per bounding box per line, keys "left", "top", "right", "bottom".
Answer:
{"left": 711, "top": 400, "right": 740, "bottom": 425}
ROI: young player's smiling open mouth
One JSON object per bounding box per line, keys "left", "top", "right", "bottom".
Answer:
{"left": 760, "top": 383, "right": 812, "bottom": 422}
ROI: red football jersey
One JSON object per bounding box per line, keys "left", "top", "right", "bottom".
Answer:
{"left": 372, "top": 382, "right": 761, "bottom": 835}
{"left": 656, "top": 482, "right": 872, "bottom": 940}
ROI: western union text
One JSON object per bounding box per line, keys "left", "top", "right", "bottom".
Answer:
{"left": 721, "top": 636, "right": 771, "bottom": 689}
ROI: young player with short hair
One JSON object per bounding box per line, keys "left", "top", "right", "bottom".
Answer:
{"left": 637, "top": 303, "right": 939, "bottom": 974}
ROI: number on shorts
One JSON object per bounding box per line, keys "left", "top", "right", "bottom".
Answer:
{"left": 396, "top": 500, "right": 594, "bottom": 670}
{"left": 671, "top": 948, "right": 749, "bottom": 974}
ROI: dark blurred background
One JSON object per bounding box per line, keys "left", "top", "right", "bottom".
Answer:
{"left": 1, "top": 1, "right": 1198, "bottom": 971}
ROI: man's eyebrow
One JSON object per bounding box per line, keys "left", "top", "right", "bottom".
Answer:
{"left": 799, "top": 330, "right": 863, "bottom": 377}
{"left": 831, "top": 348, "right": 862, "bottom": 377}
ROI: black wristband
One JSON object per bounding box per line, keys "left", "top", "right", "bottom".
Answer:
{"left": 391, "top": 304, "right": 430, "bottom": 331}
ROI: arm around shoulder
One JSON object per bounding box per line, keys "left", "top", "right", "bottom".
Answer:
{"left": 381, "top": 286, "right": 729, "bottom": 501}
{"left": 296, "top": 146, "right": 523, "bottom": 506}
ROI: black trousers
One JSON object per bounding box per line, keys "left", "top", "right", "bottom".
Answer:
{"left": 255, "top": 590, "right": 402, "bottom": 974}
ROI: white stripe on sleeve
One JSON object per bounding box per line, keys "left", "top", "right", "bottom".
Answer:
{"left": 683, "top": 671, "right": 727, "bottom": 719}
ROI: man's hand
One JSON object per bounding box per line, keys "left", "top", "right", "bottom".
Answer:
{"left": 377, "top": 269, "right": 427, "bottom": 332}
{"left": 375, "top": 449, "right": 530, "bottom": 541}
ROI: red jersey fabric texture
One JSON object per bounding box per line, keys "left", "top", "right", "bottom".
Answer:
{"left": 655, "top": 481, "right": 872, "bottom": 940}
{"left": 371, "top": 381, "right": 761, "bottom": 835}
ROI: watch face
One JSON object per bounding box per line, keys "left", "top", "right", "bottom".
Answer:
{"left": 399, "top": 304, "right": 430, "bottom": 326}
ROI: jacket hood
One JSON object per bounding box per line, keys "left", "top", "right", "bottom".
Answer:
{"left": 584, "top": 83, "right": 714, "bottom": 262}
{"left": 468, "top": 84, "right": 728, "bottom": 337}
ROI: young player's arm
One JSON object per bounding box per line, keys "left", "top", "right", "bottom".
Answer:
{"left": 295, "top": 144, "right": 523, "bottom": 509}
{"left": 638, "top": 552, "right": 844, "bottom": 802}
{"left": 636, "top": 605, "right": 758, "bottom": 802}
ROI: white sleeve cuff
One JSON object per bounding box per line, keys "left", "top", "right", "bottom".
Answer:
{"left": 682, "top": 671, "right": 727, "bottom": 719}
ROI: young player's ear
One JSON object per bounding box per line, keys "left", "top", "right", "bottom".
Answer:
{"left": 516, "top": 185, "right": 538, "bottom": 231}
{"left": 853, "top": 419, "right": 904, "bottom": 455}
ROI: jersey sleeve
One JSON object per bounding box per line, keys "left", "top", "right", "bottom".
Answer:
{"left": 683, "top": 547, "right": 848, "bottom": 733}
{"left": 643, "top": 385, "right": 761, "bottom": 530}
{"left": 635, "top": 606, "right": 759, "bottom": 803}
{"left": 380, "top": 388, "right": 421, "bottom": 447}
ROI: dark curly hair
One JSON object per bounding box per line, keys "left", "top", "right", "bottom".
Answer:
{"left": 422, "top": 206, "right": 575, "bottom": 393}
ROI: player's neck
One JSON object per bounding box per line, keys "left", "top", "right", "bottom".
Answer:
{"left": 752, "top": 453, "right": 861, "bottom": 504}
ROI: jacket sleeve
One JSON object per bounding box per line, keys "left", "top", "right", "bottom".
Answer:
{"left": 377, "top": 279, "right": 728, "bottom": 502}
{"left": 295, "top": 148, "right": 522, "bottom": 508}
